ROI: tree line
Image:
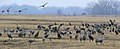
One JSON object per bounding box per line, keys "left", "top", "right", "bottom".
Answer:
{"left": 85, "top": 0, "right": 120, "bottom": 15}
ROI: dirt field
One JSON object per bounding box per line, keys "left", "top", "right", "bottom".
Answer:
{"left": 0, "top": 15, "right": 120, "bottom": 49}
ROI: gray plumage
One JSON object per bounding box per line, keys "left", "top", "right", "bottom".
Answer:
{"left": 28, "top": 39, "right": 35, "bottom": 44}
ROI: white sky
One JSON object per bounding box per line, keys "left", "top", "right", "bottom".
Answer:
{"left": 0, "top": 0, "right": 100, "bottom": 7}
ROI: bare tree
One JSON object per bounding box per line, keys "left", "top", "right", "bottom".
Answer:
{"left": 85, "top": 0, "right": 120, "bottom": 15}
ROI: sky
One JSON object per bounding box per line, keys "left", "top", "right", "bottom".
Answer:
{"left": 0, "top": 0, "right": 98, "bottom": 8}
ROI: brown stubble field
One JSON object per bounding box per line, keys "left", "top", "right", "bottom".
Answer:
{"left": 0, "top": 15, "right": 120, "bottom": 49}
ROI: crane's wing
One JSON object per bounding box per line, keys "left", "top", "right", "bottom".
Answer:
{"left": 43, "top": 2, "right": 48, "bottom": 6}
{"left": 8, "top": 7, "right": 12, "bottom": 10}
{"left": 39, "top": 2, "right": 48, "bottom": 7}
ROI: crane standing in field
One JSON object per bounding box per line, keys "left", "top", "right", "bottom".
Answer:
{"left": 34, "top": 31, "right": 40, "bottom": 38}
{"left": 28, "top": 39, "right": 35, "bottom": 44}
{"left": 5, "top": 29, "right": 13, "bottom": 40}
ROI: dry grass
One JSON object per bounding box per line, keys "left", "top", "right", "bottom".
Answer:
{"left": 0, "top": 15, "right": 120, "bottom": 49}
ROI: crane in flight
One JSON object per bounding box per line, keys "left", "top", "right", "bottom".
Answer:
{"left": 1, "top": 10, "right": 5, "bottom": 13}
{"left": 39, "top": 2, "right": 48, "bottom": 8}
{"left": 7, "top": 7, "right": 12, "bottom": 14}
{"left": 14, "top": 8, "right": 27, "bottom": 14}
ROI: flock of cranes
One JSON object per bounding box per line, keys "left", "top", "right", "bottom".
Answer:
{"left": 0, "top": 19, "right": 120, "bottom": 45}
{"left": 0, "top": 2, "right": 120, "bottom": 46}
{"left": 0, "top": 2, "right": 48, "bottom": 14}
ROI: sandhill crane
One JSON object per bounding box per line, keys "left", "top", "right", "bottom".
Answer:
{"left": 80, "top": 28, "right": 85, "bottom": 31}
{"left": 74, "top": 26, "right": 81, "bottom": 39}
{"left": 96, "top": 28, "right": 104, "bottom": 35}
{"left": 15, "top": 8, "right": 27, "bottom": 14}
{"left": 42, "top": 33, "right": 51, "bottom": 42}
{"left": 80, "top": 34, "right": 87, "bottom": 42}
{"left": 65, "top": 27, "right": 70, "bottom": 32}
{"left": 115, "top": 30, "right": 119, "bottom": 35}
{"left": 7, "top": 34, "right": 12, "bottom": 40}
{"left": 44, "top": 28, "right": 49, "bottom": 35}
{"left": 3, "top": 28, "right": 8, "bottom": 33}
{"left": 48, "top": 24, "right": 53, "bottom": 29}
{"left": 51, "top": 27, "right": 58, "bottom": 33}
{"left": 7, "top": 30, "right": 13, "bottom": 40}
{"left": 7, "top": 7, "right": 12, "bottom": 14}
{"left": 1, "top": 10, "right": 5, "bottom": 14}
{"left": 9, "top": 29, "right": 14, "bottom": 33}
{"left": 112, "top": 28, "right": 115, "bottom": 32}
{"left": 34, "top": 31, "right": 39, "bottom": 38}
{"left": 37, "top": 25, "right": 45, "bottom": 30}
{"left": 30, "top": 30, "right": 35, "bottom": 35}
{"left": 75, "top": 30, "right": 80, "bottom": 34}
{"left": 91, "top": 29, "right": 96, "bottom": 34}
{"left": 59, "top": 31, "right": 65, "bottom": 35}
{"left": 74, "top": 26, "right": 79, "bottom": 31}
{"left": 39, "top": 2, "right": 48, "bottom": 8}
{"left": 88, "top": 34, "right": 94, "bottom": 41}
{"left": 95, "top": 37, "right": 104, "bottom": 44}
{"left": 75, "top": 34, "right": 78, "bottom": 40}
{"left": 109, "top": 19, "right": 115, "bottom": 25}
{"left": 42, "top": 27, "right": 53, "bottom": 42}
{"left": 28, "top": 39, "right": 35, "bottom": 44}
{"left": 68, "top": 32, "right": 72, "bottom": 41}
{"left": 18, "top": 29, "right": 26, "bottom": 37}
{"left": 58, "top": 23, "right": 64, "bottom": 31}
{"left": 57, "top": 33, "right": 62, "bottom": 39}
